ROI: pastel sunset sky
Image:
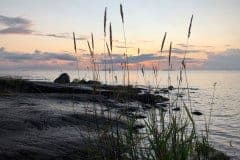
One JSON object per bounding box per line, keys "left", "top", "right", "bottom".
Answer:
{"left": 0, "top": 0, "right": 240, "bottom": 70}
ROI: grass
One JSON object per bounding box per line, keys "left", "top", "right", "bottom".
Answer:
{"left": 66, "top": 5, "right": 230, "bottom": 160}
{"left": 0, "top": 77, "right": 25, "bottom": 92}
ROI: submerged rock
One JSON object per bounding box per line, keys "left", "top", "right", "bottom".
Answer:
{"left": 172, "top": 107, "right": 180, "bottom": 111}
{"left": 192, "top": 111, "right": 203, "bottom": 116}
{"left": 54, "top": 73, "right": 70, "bottom": 84}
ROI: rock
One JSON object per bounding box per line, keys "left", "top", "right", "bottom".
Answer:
{"left": 155, "top": 102, "right": 169, "bottom": 108}
{"left": 54, "top": 73, "right": 70, "bottom": 84}
{"left": 159, "top": 108, "right": 168, "bottom": 112}
{"left": 192, "top": 111, "right": 203, "bottom": 116}
{"left": 126, "top": 113, "right": 146, "bottom": 119}
{"left": 142, "top": 104, "right": 153, "bottom": 110}
{"left": 176, "top": 93, "right": 184, "bottom": 98}
{"left": 72, "top": 78, "right": 87, "bottom": 84}
{"left": 172, "top": 107, "right": 180, "bottom": 111}
{"left": 137, "top": 93, "right": 169, "bottom": 104}
{"left": 87, "top": 80, "right": 101, "bottom": 85}
{"left": 168, "top": 85, "right": 174, "bottom": 90}
{"left": 160, "top": 88, "right": 169, "bottom": 94}
{"left": 133, "top": 123, "right": 145, "bottom": 130}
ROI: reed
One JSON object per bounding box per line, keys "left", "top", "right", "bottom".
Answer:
{"left": 106, "top": 42, "right": 114, "bottom": 83}
{"left": 168, "top": 41, "right": 172, "bottom": 67}
{"left": 68, "top": 6, "right": 226, "bottom": 160}
{"left": 183, "top": 15, "right": 194, "bottom": 112}
{"left": 103, "top": 7, "right": 108, "bottom": 84}
{"left": 109, "top": 22, "right": 113, "bottom": 52}
{"left": 119, "top": 3, "right": 129, "bottom": 86}
{"left": 167, "top": 42, "right": 173, "bottom": 90}
{"left": 72, "top": 32, "right": 80, "bottom": 78}
{"left": 161, "top": 32, "right": 167, "bottom": 53}
{"left": 188, "top": 15, "right": 193, "bottom": 39}
{"left": 87, "top": 34, "right": 96, "bottom": 82}
{"left": 108, "top": 22, "right": 115, "bottom": 84}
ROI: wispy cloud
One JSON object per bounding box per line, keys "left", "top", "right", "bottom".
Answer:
{"left": 103, "top": 53, "right": 160, "bottom": 64}
{"left": 114, "top": 45, "right": 133, "bottom": 49}
{"left": 0, "top": 15, "right": 88, "bottom": 41}
{"left": 176, "top": 43, "right": 214, "bottom": 48}
{"left": 0, "top": 47, "right": 76, "bottom": 62}
{"left": 160, "top": 47, "right": 206, "bottom": 54}
{"left": 35, "top": 32, "right": 88, "bottom": 40}
{"left": 0, "top": 15, "right": 32, "bottom": 34}
{"left": 2, "top": 47, "right": 238, "bottom": 70}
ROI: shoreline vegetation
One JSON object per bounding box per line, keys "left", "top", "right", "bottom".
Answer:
{"left": 0, "top": 76, "right": 230, "bottom": 160}
{"left": 0, "top": 2, "right": 232, "bottom": 160}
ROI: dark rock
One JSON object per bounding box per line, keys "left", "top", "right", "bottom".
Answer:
{"left": 133, "top": 123, "right": 145, "bottom": 130}
{"left": 137, "top": 93, "right": 169, "bottom": 104}
{"left": 159, "top": 88, "right": 169, "bottom": 94}
{"left": 168, "top": 85, "right": 174, "bottom": 90}
{"left": 54, "top": 73, "right": 70, "bottom": 84}
{"left": 142, "top": 104, "right": 153, "bottom": 110}
{"left": 155, "top": 102, "right": 169, "bottom": 108}
{"left": 172, "top": 107, "right": 180, "bottom": 111}
{"left": 159, "top": 108, "right": 168, "bottom": 112}
{"left": 72, "top": 78, "right": 87, "bottom": 84}
{"left": 87, "top": 80, "right": 101, "bottom": 85}
{"left": 192, "top": 111, "right": 203, "bottom": 116}
{"left": 126, "top": 113, "right": 146, "bottom": 119}
{"left": 154, "top": 90, "right": 160, "bottom": 94}
{"left": 176, "top": 93, "right": 184, "bottom": 98}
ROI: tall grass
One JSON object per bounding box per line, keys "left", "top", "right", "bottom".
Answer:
{"left": 104, "top": 7, "right": 108, "bottom": 84}
{"left": 87, "top": 34, "right": 97, "bottom": 82}
{"left": 69, "top": 5, "right": 228, "bottom": 160}
{"left": 73, "top": 32, "right": 80, "bottom": 79}
{"left": 120, "top": 3, "right": 129, "bottom": 86}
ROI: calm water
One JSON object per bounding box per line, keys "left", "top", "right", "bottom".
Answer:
{"left": 1, "top": 69, "right": 240, "bottom": 159}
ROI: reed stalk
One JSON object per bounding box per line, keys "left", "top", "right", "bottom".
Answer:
{"left": 73, "top": 32, "right": 80, "bottom": 79}
{"left": 104, "top": 7, "right": 108, "bottom": 84}
{"left": 120, "top": 3, "right": 129, "bottom": 86}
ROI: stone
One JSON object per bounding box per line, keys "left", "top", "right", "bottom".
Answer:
{"left": 168, "top": 85, "right": 174, "bottom": 90}
{"left": 54, "top": 73, "right": 70, "bottom": 84}
{"left": 192, "top": 111, "right": 203, "bottom": 116}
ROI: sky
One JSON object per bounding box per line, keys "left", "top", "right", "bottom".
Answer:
{"left": 0, "top": 0, "right": 240, "bottom": 70}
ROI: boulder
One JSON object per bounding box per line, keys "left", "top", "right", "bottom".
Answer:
{"left": 54, "top": 73, "right": 70, "bottom": 84}
{"left": 168, "top": 85, "right": 174, "bottom": 90}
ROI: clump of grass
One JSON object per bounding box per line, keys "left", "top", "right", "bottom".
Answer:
{"left": 0, "top": 77, "right": 25, "bottom": 92}
{"left": 68, "top": 5, "right": 229, "bottom": 160}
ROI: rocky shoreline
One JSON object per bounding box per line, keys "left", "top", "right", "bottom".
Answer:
{"left": 0, "top": 76, "right": 230, "bottom": 160}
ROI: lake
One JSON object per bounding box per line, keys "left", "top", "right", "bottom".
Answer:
{"left": 1, "top": 69, "right": 240, "bottom": 159}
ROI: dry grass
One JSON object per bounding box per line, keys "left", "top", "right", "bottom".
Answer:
{"left": 109, "top": 22, "right": 113, "bottom": 52}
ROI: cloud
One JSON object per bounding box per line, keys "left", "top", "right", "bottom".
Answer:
{"left": 0, "top": 48, "right": 76, "bottom": 62}
{"left": 161, "top": 47, "right": 205, "bottom": 54}
{"left": 176, "top": 43, "right": 214, "bottom": 48}
{"left": 114, "top": 45, "right": 133, "bottom": 49}
{"left": 0, "top": 15, "right": 88, "bottom": 41}
{"left": 34, "top": 32, "right": 87, "bottom": 40}
{"left": 98, "top": 53, "right": 162, "bottom": 65}
{"left": 0, "top": 46, "right": 203, "bottom": 70}
{"left": 0, "top": 15, "right": 33, "bottom": 34}
{"left": 0, "top": 47, "right": 78, "bottom": 69}
{"left": 128, "top": 54, "right": 163, "bottom": 64}
{"left": 204, "top": 48, "right": 240, "bottom": 70}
